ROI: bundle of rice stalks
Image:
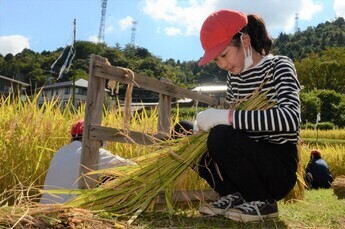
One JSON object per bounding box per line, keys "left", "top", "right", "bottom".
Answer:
{"left": 63, "top": 88, "right": 282, "bottom": 220}
{"left": 332, "top": 175, "right": 345, "bottom": 199}
{"left": 65, "top": 133, "right": 208, "bottom": 216}
{"left": 283, "top": 140, "right": 307, "bottom": 203}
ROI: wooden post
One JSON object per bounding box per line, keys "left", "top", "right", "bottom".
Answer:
{"left": 79, "top": 54, "right": 107, "bottom": 189}
{"left": 157, "top": 78, "right": 172, "bottom": 138}
{"left": 157, "top": 93, "right": 172, "bottom": 138}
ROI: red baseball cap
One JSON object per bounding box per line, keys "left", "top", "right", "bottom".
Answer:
{"left": 311, "top": 149, "right": 321, "bottom": 156}
{"left": 198, "top": 9, "right": 248, "bottom": 66}
{"left": 71, "top": 120, "right": 84, "bottom": 138}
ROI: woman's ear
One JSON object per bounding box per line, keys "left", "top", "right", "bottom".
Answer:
{"left": 241, "top": 34, "right": 251, "bottom": 48}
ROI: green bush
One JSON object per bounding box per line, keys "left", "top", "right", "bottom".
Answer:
{"left": 301, "top": 122, "right": 315, "bottom": 129}
{"left": 316, "top": 122, "right": 335, "bottom": 130}
{"left": 171, "top": 106, "right": 207, "bottom": 121}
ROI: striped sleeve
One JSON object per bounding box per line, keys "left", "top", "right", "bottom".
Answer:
{"left": 232, "top": 56, "right": 301, "bottom": 143}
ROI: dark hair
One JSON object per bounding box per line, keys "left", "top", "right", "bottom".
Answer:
{"left": 311, "top": 153, "right": 321, "bottom": 160}
{"left": 230, "top": 14, "right": 272, "bottom": 55}
{"left": 71, "top": 136, "right": 82, "bottom": 142}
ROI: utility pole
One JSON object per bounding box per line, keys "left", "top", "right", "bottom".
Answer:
{"left": 72, "top": 18, "right": 76, "bottom": 107}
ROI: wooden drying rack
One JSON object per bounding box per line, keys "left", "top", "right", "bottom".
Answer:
{"left": 79, "top": 54, "right": 219, "bottom": 202}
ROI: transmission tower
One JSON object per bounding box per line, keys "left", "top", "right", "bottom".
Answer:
{"left": 130, "top": 20, "right": 138, "bottom": 45}
{"left": 295, "top": 13, "right": 300, "bottom": 33}
{"left": 98, "top": 0, "right": 107, "bottom": 43}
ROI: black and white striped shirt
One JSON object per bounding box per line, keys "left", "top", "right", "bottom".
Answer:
{"left": 227, "top": 55, "right": 301, "bottom": 144}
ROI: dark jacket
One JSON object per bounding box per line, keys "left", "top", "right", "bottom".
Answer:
{"left": 305, "top": 158, "right": 333, "bottom": 189}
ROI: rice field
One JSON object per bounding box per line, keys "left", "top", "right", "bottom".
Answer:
{"left": 1, "top": 93, "right": 345, "bottom": 227}
{"left": 1, "top": 94, "right": 345, "bottom": 194}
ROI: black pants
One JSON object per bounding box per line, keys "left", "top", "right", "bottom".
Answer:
{"left": 197, "top": 125, "right": 298, "bottom": 202}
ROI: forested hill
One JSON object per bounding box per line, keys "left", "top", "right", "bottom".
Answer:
{"left": 0, "top": 17, "right": 344, "bottom": 89}
{"left": 273, "top": 17, "right": 345, "bottom": 60}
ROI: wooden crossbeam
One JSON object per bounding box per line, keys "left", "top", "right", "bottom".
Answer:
{"left": 93, "top": 62, "right": 219, "bottom": 106}
{"left": 89, "top": 124, "right": 163, "bottom": 145}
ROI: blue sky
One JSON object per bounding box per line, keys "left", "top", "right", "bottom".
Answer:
{"left": 0, "top": 0, "right": 344, "bottom": 62}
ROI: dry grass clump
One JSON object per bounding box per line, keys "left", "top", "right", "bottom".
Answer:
{"left": 0, "top": 204, "right": 124, "bottom": 228}
{"left": 283, "top": 139, "right": 307, "bottom": 202}
{"left": 0, "top": 183, "right": 128, "bottom": 228}
{"left": 332, "top": 175, "right": 345, "bottom": 199}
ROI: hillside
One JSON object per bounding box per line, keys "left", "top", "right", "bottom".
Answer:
{"left": 273, "top": 17, "right": 345, "bottom": 60}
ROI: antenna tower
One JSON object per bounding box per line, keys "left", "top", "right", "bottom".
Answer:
{"left": 130, "top": 20, "right": 138, "bottom": 45}
{"left": 294, "top": 13, "right": 300, "bottom": 33}
{"left": 98, "top": 0, "right": 107, "bottom": 43}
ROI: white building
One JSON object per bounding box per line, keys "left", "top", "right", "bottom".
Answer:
{"left": 37, "top": 79, "right": 88, "bottom": 108}
{"left": 176, "top": 84, "right": 227, "bottom": 107}
{"left": 0, "top": 75, "right": 29, "bottom": 100}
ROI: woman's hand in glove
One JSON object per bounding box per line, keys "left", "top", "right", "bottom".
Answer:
{"left": 196, "top": 108, "right": 233, "bottom": 131}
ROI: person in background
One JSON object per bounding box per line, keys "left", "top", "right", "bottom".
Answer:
{"left": 40, "top": 120, "right": 136, "bottom": 204}
{"left": 192, "top": 9, "right": 301, "bottom": 223}
{"left": 305, "top": 149, "right": 333, "bottom": 189}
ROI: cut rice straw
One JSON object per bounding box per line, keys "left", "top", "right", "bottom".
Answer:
{"left": 65, "top": 133, "right": 209, "bottom": 215}
{"left": 64, "top": 87, "right": 284, "bottom": 221}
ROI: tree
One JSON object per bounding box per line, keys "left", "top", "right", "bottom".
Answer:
{"left": 300, "top": 91, "right": 321, "bottom": 123}
{"left": 317, "top": 90, "right": 343, "bottom": 125}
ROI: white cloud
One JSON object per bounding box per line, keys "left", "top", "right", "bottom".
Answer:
{"left": 143, "top": 0, "right": 215, "bottom": 36}
{"left": 0, "top": 35, "right": 30, "bottom": 55}
{"left": 334, "top": 0, "right": 345, "bottom": 17}
{"left": 142, "top": 0, "right": 325, "bottom": 37}
{"left": 119, "top": 16, "right": 134, "bottom": 31}
{"left": 164, "top": 27, "right": 183, "bottom": 36}
{"left": 299, "top": 0, "right": 323, "bottom": 20}
{"left": 88, "top": 35, "right": 98, "bottom": 43}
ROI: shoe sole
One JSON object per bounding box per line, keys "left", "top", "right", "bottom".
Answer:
{"left": 199, "top": 205, "right": 228, "bottom": 216}
{"left": 225, "top": 211, "right": 279, "bottom": 223}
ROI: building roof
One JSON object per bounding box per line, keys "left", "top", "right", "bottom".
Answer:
{"left": 41, "top": 78, "right": 88, "bottom": 89}
{"left": 0, "top": 75, "right": 30, "bottom": 86}
{"left": 176, "top": 84, "right": 226, "bottom": 104}
{"left": 192, "top": 84, "right": 227, "bottom": 92}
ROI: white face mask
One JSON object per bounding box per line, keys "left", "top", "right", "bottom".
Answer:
{"left": 240, "top": 34, "right": 253, "bottom": 72}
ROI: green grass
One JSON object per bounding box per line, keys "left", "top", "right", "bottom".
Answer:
{"left": 112, "top": 189, "right": 344, "bottom": 228}
{"left": 280, "top": 189, "right": 345, "bottom": 228}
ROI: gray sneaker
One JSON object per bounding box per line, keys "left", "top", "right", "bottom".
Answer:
{"left": 199, "top": 192, "right": 244, "bottom": 216}
{"left": 225, "top": 200, "right": 278, "bottom": 222}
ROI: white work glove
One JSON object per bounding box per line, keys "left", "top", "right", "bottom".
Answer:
{"left": 193, "top": 120, "right": 200, "bottom": 133}
{"left": 196, "top": 108, "right": 232, "bottom": 132}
